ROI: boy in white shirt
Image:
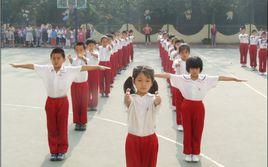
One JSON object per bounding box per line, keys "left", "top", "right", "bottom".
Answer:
{"left": 258, "top": 31, "right": 267, "bottom": 75}
{"left": 10, "top": 47, "right": 109, "bottom": 161}
{"left": 249, "top": 30, "right": 259, "bottom": 70}
{"left": 238, "top": 26, "right": 249, "bottom": 67}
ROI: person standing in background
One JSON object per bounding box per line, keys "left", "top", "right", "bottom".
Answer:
{"left": 210, "top": 24, "right": 217, "bottom": 47}
{"left": 143, "top": 24, "right": 152, "bottom": 45}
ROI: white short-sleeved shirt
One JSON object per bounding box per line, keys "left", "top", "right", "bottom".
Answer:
{"left": 71, "top": 57, "right": 89, "bottom": 83}
{"left": 34, "top": 64, "right": 81, "bottom": 98}
{"left": 239, "top": 33, "right": 249, "bottom": 44}
{"left": 258, "top": 38, "right": 267, "bottom": 49}
{"left": 129, "top": 35, "right": 134, "bottom": 42}
{"left": 172, "top": 58, "right": 187, "bottom": 75}
{"left": 99, "top": 45, "right": 112, "bottom": 61}
{"left": 170, "top": 74, "right": 219, "bottom": 101}
{"left": 86, "top": 50, "right": 99, "bottom": 65}
{"left": 126, "top": 93, "right": 160, "bottom": 137}
{"left": 249, "top": 35, "right": 259, "bottom": 45}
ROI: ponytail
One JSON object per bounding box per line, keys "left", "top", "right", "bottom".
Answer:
{"left": 148, "top": 80, "right": 158, "bottom": 94}
{"left": 123, "top": 76, "right": 136, "bottom": 94}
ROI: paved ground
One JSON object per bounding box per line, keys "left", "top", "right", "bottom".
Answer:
{"left": 1, "top": 44, "right": 267, "bottom": 167}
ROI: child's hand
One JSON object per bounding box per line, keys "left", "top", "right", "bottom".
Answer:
{"left": 98, "top": 66, "right": 111, "bottom": 70}
{"left": 68, "top": 55, "right": 72, "bottom": 60}
{"left": 78, "top": 53, "right": 84, "bottom": 58}
{"left": 125, "top": 88, "right": 132, "bottom": 107}
{"left": 154, "top": 91, "right": 161, "bottom": 106}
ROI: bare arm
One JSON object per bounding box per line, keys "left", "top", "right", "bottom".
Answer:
{"left": 10, "top": 63, "right": 34, "bottom": 70}
{"left": 81, "top": 65, "right": 110, "bottom": 71}
{"left": 154, "top": 91, "right": 161, "bottom": 106}
{"left": 124, "top": 88, "right": 132, "bottom": 108}
{"left": 154, "top": 73, "right": 171, "bottom": 79}
{"left": 219, "top": 76, "right": 246, "bottom": 82}
{"left": 68, "top": 55, "right": 73, "bottom": 64}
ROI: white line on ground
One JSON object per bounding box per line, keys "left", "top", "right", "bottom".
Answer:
{"left": 3, "top": 103, "right": 225, "bottom": 167}
{"left": 193, "top": 51, "right": 267, "bottom": 99}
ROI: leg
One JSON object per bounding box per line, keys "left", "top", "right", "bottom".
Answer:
{"left": 125, "top": 134, "right": 142, "bottom": 167}
{"left": 71, "top": 83, "right": 80, "bottom": 124}
{"left": 181, "top": 101, "right": 193, "bottom": 154}
{"left": 141, "top": 134, "right": 159, "bottom": 167}
{"left": 80, "top": 82, "right": 89, "bottom": 124}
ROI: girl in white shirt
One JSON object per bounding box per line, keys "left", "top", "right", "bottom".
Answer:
{"left": 10, "top": 47, "right": 109, "bottom": 161}
{"left": 124, "top": 66, "right": 161, "bottom": 167}
{"left": 155, "top": 56, "right": 245, "bottom": 162}
{"left": 249, "top": 30, "right": 259, "bottom": 70}
{"left": 68, "top": 42, "right": 90, "bottom": 131}
{"left": 85, "top": 39, "right": 100, "bottom": 111}
{"left": 238, "top": 26, "right": 249, "bottom": 67}
{"left": 258, "top": 31, "right": 267, "bottom": 75}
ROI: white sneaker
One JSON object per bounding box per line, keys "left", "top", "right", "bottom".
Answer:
{"left": 192, "top": 155, "right": 200, "bottom": 162}
{"left": 177, "top": 125, "right": 183, "bottom": 132}
{"left": 184, "top": 155, "right": 192, "bottom": 162}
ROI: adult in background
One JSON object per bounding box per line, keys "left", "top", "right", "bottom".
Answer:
{"left": 211, "top": 24, "right": 217, "bottom": 47}
{"left": 143, "top": 24, "right": 152, "bottom": 45}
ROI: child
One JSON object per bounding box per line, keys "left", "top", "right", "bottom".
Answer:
{"left": 10, "top": 47, "right": 109, "bottom": 161}
{"left": 85, "top": 39, "right": 100, "bottom": 111}
{"left": 249, "top": 30, "right": 259, "bottom": 70}
{"left": 172, "top": 43, "right": 189, "bottom": 132}
{"left": 128, "top": 30, "right": 135, "bottom": 61}
{"left": 98, "top": 36, "right": 112, "bottom": 97}
{"left": 68, "top": 42, "right": 90, "bottom": 131}
{"left": 238, "top": 26, "right": 249, "bottom": 67}
{"left": 258, "top": 31, "right": 267, "bottom": 75}
{"left": 124, "top": 65, "right": 161, "bottom": 167}
{"left": 155, "top": 56, "right": 245, "bottom": 162}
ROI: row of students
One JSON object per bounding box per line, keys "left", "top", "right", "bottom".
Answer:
{"left": 10, "top": 30, "right": 135, "bottom": 161}
{"left": 156, "top": 32, "right": 246, "bottom": 163}
{"left": 239, "top": 26, "right": 267, "bottom": 75}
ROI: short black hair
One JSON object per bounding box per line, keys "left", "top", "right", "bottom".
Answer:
{"left": 179, "top": 44, "right": 190, "bottom": 53}
{"left": 240, "top": 26, "right": 246, "bottom": 30}
{"left": 74, "top": 42, "right": 86, "bottom": 50}
{"left": 122, "top": 31, "right": 127, "bottom": 34}
{"left": 129, "top": 29, "right": 133, "bottom": 33}
{"left": 85, "top": 39, "right": 96, "bottom": 45}
{"left": 50, "top": 47, "right": 65, "bottom": 59}
{"left": 186, "top": 56, "right": 203, "bottom": 73}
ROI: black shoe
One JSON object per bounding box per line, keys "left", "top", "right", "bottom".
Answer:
{"left": 50, "top": 154, "right": 58, "bottom": 161}
{"left": 90, "top": 108, "right": 97, "bottom": 111}
{"left": 74, "top": 124, "right": 81, "bottom": 131}
{"left": 105, "top": 94, "right": 109, "bottom": 97}
{"left": 80, "top": 124, "right": 87, "bottom": 131}
{"left": 57, "top": 153, "right": 65, "bottom": 161}
{"left": 101, "top": 93, "right": 105, "bottom": 97}
{"left": 110, "top": 85, "right": 114, "bottom": 88}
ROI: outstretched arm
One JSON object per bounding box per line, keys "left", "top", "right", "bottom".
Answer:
{"left": 219, "top": 76, "right": 246, "bottom": 82}
{"left": 154, "top": 73, "right": 171, "bottom": 79}
{"left": 81, "top": 65, "right": 110, "bottom": 71}
{"left": 124, "top": 88, "right": 132, "bottom": 108}
{"left": 10, "top": 63, "right": 34, "bottom": 70}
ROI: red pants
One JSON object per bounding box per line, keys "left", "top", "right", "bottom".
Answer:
{"left": 125, "top": 133, "right": 158, "bottom": 167}
{"left": 99, "top": 61, "right": 112, "bottom": 94}
{"left": 71, "top": 82, "right": 89, "bottom": 124}
{"left": 118, "top": 49, "right": 123, "bottom": 69}
{"left": 175, "top": 89, "right": 184, "bottom": 125}
{"left": 88, "top": 70, "right": 99, "bottom": 108}
{"left": 181, "top": 99, "right": 205, "bottom": 155}
{"left": 239, "top": 43, "right": 248, "bottom": 64}
{"left": 45, "top": 96, "right": 69, "bottom": 154}
{"left": 258, "top": 49, "right": 267, "bottom": 73}
{"left": 249, "top": 45, "right": 257, "bottom": 68}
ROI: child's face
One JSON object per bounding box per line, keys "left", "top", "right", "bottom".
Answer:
{"left": 101, "top": 38, "right": 109, "bottom": 46}
{"left": 189, "top": 68, "right": 200, "bottom": 77}
{"left": 75, "top": 45, "right": 85, "bottom": 55}
{"left": 134, "top": 73, "right": 153, "bottom": 94}
{"left": 180, "top": 49, "right": 189, "bottom": 61}
{"left": 175, "top": 42, "right": 181, "bottom": 50}
{"left": 241, "top": 29, "right": 246, "bottom": 34}
{"left": 51, "top": 53, "right": 65, "bottom": 69}
{"left": 86, "top": 43, "right": 95, "bottom": 50}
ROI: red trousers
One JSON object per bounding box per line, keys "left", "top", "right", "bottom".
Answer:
{"left": 118, "top": 49, "right": 123, "bottom": 69}
{"left": 99, "top": 61, "right": 112, "bottom": 94}
{"left": 249, "top": 45, "right": 257, "bottom": 68}
{"left": 125, "top": 133, "right": 158, "bottom": 167}
{"left": 71, "top": 82, "right": 89, "bottom": 124}
{"left": 45, "top": 96, "right": 69, "bottom": 154}
{"left": 181, "top": 99, "right": 205, "bottom": 155}
{"left": 175, "top": 89, "right": 184, "bottom": 125}
{"left": 239, "top": 43, "right": 248, "bottom": 64}
{"left": 258, "top": 49, "right": 267, "bottom": 73}
{"left": 88, "top": 70, "right": 99, "bottom": 108}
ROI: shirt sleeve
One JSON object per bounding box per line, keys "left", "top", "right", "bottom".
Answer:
{"left": 34, "top": 64, "right": 48, "bottom": 78}
{"left": 205, "top": 75, "right": 219, "bottom": 90}
{"left": 170, "top": 74, "right": 182, "bottom": 90}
